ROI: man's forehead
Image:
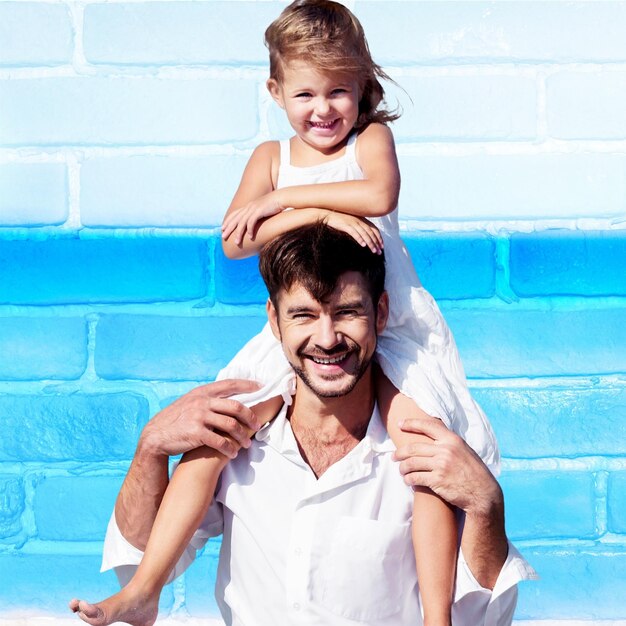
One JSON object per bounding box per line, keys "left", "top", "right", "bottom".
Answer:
{"left": 276, "top": 272, "right": 372, "bottom": 308}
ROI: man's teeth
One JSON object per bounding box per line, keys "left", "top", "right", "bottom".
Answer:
{"left": 312, "top": 355, "right": 345, "bottom": 364}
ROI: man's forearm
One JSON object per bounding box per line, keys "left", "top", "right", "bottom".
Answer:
{"left": 460, "top": 485, "right": 509, "bottom": 590}
{"left": 114, "top": 436, "right": 169, "bottom": 551}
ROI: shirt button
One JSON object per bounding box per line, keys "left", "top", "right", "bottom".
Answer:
{"left": 293, "top": 602, "right": 301, "bottom": 611}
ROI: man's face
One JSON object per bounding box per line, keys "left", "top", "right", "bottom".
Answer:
{"left": 268, "top": 272, "right": 388, "bottom": 398}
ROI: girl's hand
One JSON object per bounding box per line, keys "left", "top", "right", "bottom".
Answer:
{"left": 324, "top": 212, "right": 384, "bottom": 254}
{"left": 222, "top": 192, "right": 284, "bottom": 246}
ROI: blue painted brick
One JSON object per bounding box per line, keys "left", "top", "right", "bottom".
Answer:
{"left": 516, "top": 546, "right": 626, "bottom": 619}
{"left": 214, "top": 244, "right": 267, "bottom": 305}
{"left": 34, "top": 476, "right": 124, "bottom": 541}
{"left": 0, "top": 3, "right": 73, "bottom": 67}
{"left": 472, "top": 386, "right": 626, "bottom": 458}
{"left": 0, "top": 78, "right": 257, "bottom": 146}
{"left": 0, "top": 553, "right": 174, "bottom": 614}
{"left": 0, "top": 475, "right": 24, "bottom": 539}
{"left": 399, "top": 153, "right": 626, "bottom": 220}
{"left": 184, "top": 542, "right": 222, "bottom": 617}
{"left": 548, "top": 71, "right": 626, "bottom": 139}
{"left": 0, "top": 163, "right": 67, "bottom": 226}
{"left": 390, "top": 75, "right": 536, "bottom": 141}
{"left": 500, "top": 471, "right": 596, "bottom": 540}
{"left": 95, "top": 315, "right": 266, "bottom": 381}
{"left": 0, "top": 317, "right": 87, "bottom": 380}
{"left": 0, "top": 238, "right": 207, "bottom": 304}
{"left": 358, "top": 2, "right": 626, "bottom": 65}
{"left": 404, "top": 232, "right": 495, "bottom": 299}
{"left": 608, "top": 471, "right": 626, "bottom": 534}
{"left": 215, "top": 233, "right": 495, "bottom": 304}
{"left": 445, "top": 308, "right": 626, "bottom": 378}
{"left": 0, "top": 394, "right": 148, "bottom": 462}
{"left": 0, "top": 554, "right": 120, "bottom": 614}
{"left": 83, "top": 2, "right": 276, "bottom": 65}
{"left": 510, "top": 230, "right": 626, "bottom": 297}
{"left": 81, "top": 156, "right": 247, "bottom": 227}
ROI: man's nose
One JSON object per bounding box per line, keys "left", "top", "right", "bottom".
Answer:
{"left": 313, "top": 315, "right": 341, "bottom": 349}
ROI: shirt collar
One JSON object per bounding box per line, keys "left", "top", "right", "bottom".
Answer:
{"left": 255, "top": 400, "right": 396, "bottom": 455}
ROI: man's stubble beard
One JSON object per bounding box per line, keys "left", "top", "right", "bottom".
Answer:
{"left": 288, "top": 339, "right": 377, "bottom": 399}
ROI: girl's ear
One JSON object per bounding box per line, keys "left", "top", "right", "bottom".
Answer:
{"left": 267, "top": 79, "right": 285, "bottom": 109}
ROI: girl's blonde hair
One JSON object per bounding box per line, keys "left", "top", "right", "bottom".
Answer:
{"left": 264, "top": 0, "right": 399, "bottom": 128}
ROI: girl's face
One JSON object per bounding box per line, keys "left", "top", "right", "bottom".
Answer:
{"left": 268, "top": 60, "right": 360, "bottom": 155}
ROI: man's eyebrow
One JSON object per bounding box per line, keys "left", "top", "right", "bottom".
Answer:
{"left": 336, "top": 299, "right": 367, "bottom": 310}
{"left": 285, "top": 305, "right": 315, "bottom": 315}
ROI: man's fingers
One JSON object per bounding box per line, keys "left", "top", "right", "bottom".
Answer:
{"left": 392, "top": 441, "right": 436, "bottom": 462}
{"left": 398, "top": 416, "right": 448, "bottom": 440}
{"left": 197, "top": 378, "right": 262, "bottom": 398}
{"left": 202, "top": 430, "right": 239, "bottom": 459}
{"left": 207, "top": 396, "right": 260, "bottom": 431}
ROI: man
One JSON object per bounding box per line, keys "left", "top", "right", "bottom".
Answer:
{"left": 102, "top": 223, "right": 535, "bottom": 625}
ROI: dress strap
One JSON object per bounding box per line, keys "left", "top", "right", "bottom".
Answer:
{"left": 345, "top": 131, "right": 358, "bottom": 159}
{"left": 279, "top": 139, "right": 291, "bottom": 166}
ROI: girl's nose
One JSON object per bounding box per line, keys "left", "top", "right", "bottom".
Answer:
{"left": 314, "top": 98, "right": 331, "bottom": 116}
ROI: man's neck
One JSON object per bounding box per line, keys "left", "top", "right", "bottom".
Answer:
{"left": 287, "top": 369, "right": 375, "bottom": 478}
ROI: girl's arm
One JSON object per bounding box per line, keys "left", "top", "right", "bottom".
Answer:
{"left": 222, "top": 140, "right": 383, "bottom": 260}
{"left": 222, "top": 123, "right": 400, "bottom": 247}
{"left": 377, "top": 371, "right": 455, "bottom": 626}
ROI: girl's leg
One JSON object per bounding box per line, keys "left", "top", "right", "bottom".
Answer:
{"left": 376, "top": 370, "right": 456, "bottom": 626}
{"left": 69, "top": 396, "right": 283, "bottom": 626}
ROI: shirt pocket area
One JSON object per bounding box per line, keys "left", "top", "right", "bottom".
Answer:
{"left": 311, "top": 516, "right": 413, "bottom": 622}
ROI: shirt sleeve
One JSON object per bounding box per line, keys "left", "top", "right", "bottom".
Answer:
{"left": 100, "top": 498, "right": 225, "bottom": 586}
{"left": 452, "top": 542, "right": 538, "bottom": 626}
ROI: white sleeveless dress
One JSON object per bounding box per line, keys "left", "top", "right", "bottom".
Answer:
{"left": 218, "top": 134, "right": 500, "bottom": 473}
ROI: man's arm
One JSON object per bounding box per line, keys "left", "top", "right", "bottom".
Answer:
{"left": 115, "top": 379, "right": 261, "bottom": 550}
{"left": 393, "top": 416, "right": 508, "bottom": 590}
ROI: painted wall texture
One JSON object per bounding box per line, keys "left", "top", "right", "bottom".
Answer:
{"left": 1, "top": 1, "right": 626, "bottom": 623}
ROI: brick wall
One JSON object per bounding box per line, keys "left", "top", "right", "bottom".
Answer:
{"left": 1, "top": 1, "right": 625, "bottom": 623}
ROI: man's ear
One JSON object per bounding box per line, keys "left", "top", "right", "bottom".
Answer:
{"left": 267, "top": 298, "right": 282, "bottom": 340}
{"left": 267, "top": 78, "right": 285, "bottom": 109}
{"left": 375, "top": 291, "right": 389, "bottom": 335}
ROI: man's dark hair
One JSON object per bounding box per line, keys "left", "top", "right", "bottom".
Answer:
{"left": 259, "top": 221, "right": 386, "bottom": 307}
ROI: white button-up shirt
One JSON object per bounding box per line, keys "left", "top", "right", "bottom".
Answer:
{"left": 103, "top": 404, "right": 536, "bottom": 626}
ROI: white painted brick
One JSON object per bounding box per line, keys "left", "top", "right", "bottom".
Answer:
{"left": 399, "top": 154, "right": 626, "bottom": 220}
{"left": 356, "top": 1, "right": 626, "bottom": 64}
{"left": 0, "top": 78, "right": 258, "bottom": 147}
{"left": 84, "top": 2, "right": 278, "bottom": 66}
{"left": 389, "top": 75, "right": 536, "bottom": 141}
{"left": 547, "top": 71, "right": 626, "bottom": 140}
{"left": 0, "top": 2, "right": 73, "bottom": 67}
{"left": 80, "top": 155, "right": 248, "bottom": 227}
{"left": 0, "top": 163, "right": 67, "bottom": 226}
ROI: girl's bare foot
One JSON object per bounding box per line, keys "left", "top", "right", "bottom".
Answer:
{"left": 69, "top": 585, "right": 158, "bottom": 626}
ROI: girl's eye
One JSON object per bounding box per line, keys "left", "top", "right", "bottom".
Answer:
{"left": 332, "top": 88, "right": 347, "bottom": 95}
{"left": 295, "top": 92, "right": 312, "bottom": 99}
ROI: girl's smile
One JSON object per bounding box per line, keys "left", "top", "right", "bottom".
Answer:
{"left": 268, "top": 60, "right": 360, "bottom": 157}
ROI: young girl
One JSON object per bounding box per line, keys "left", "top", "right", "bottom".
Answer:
{"left": 70, "top": 2, "right": 499, "bottom": 625}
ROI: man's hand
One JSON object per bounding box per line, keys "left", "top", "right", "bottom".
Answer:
{"left": 393, "top": 415, "right": 502, "bottom": 516}
{"left": 140, "top": 379, "right": 263, "bottom": 461}
{"left": 394, "top": 416, "right": 508, "bottom": 589}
